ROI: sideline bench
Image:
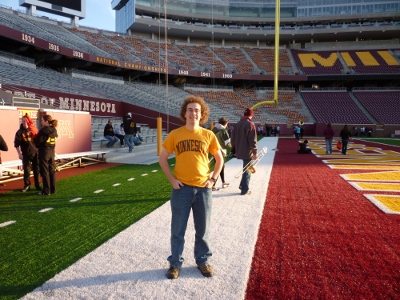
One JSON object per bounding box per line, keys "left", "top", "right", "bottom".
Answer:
{"left": 92, "top": 137, "right": 108, "bottom": 148}
{"left": 0, "top": 160, "right": 24, "bottom": 183}
{"left": 0, "top": 150, "right": 110, "bottom": 184}
{"left": 55, "top": 150, "right": 110, "bottom": 170}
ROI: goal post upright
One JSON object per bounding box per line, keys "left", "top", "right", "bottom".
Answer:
{"left": 252, "top": 0, "right": 280, "bottom": 110}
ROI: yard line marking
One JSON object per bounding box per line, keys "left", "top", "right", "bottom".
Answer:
{"left": 340, "top": 171, "right": 400, "bottom": 182}
{"left": 141, "top": 174, "right": 148, "bottom": 176}
{"left": 70, "top": 198, "right": 82, "bottom": 202}
{"left": 152, "top": 170, "right": 158, "bottom": 173}
{"left": 39, "top": 208, "right": 53, "bottom": 213}
{"left": 128, "top": 178, "right": 135, "bottom": 181}
{"left": 0, "top": 220, "right": 16, "bottom": 227}
{"left": 364, "top": 194, "right": 400, "bottom": 215}
{"left": 113, "top": 183, "right": 121, "bottom": 187}
{"left": 94, "top": 190, "right": 104, "bottom": 194}
{"left": 348, "top": 181, "right": 400, "bottom": 192}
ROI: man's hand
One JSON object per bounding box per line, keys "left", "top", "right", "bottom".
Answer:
{"left": 171, "top": 178, "right": 183, "bottom": 190}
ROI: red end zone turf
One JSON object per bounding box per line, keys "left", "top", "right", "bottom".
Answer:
{"left": 245, "top": 138, "right": 400, "bottom": 299}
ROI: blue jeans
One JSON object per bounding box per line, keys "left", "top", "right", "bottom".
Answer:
{"left": 168, "top": 185, "right": 212, "bottom": 268}
{"left": 325, "top": 139, "right": 332, "bottom": 154}
{"left": 240, "top": 159, "right": 252, "bottom": 194}
{"left": 104, "top": 135, "right": 118, "bottom": 148}
{"left": 342, "top": 139, "right": 349, "bottom": 154}
{"left": 124, "top": 134, "right": 134, "bottom": 149}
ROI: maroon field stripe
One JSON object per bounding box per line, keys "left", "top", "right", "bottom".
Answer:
{"left": 245, "top": 138, "right": 400, "bottom": 299}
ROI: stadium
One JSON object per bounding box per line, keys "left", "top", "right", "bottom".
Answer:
{"left": 0, "top": 0, "right": 400, "bottom": 299}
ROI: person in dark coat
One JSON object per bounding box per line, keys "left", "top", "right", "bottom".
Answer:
{"left": 103, "top": 119, "right": 118, "bottom": 148}
{"left": 298, "top": 140, "right": 312, "bottom": 154}
{"left": 231, "top": 108, "right": 258, "bottom": 195}
{"left": 35, "top": 114, "right": 58, "bottom": 196}
{"left": 14, "top": 115, "right": 41, "bottom": 192}
{"left": 339, "top": 124, "right": 352, "bottom": 155}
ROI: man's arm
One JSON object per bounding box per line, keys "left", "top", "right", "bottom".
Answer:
{"left": 158, "top": 147, "right": 183, "bottom": 189}
{"left": 15, "top": 147, "right": 23, "bottom": 160}
{"left": 248, "top": 124, "right": 258, "bottom": 160}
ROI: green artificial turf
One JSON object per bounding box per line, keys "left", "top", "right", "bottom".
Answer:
{"left": 0, "top": 161, "right": 174, "bottom": 300}
{"left": 357, "top": 138, "right": 400, "bottom": 147}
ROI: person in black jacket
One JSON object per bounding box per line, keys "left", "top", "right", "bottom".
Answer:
{"left": 14, "top": 115, "right": 41, "bottom": 192}
{"left": 123, "top": 113, "right": 137, "bottom": 153}
{"left": 339, "top": 124, "right": 352, "bottom": 155}
{"left": 298, "top": 140, "right": 312, "bottom": 154}
{"left": 35, "top": 114, "right": 58, "bottom": 196}
{"left": 103, "top": 119, "right": 118, "bottom": 148}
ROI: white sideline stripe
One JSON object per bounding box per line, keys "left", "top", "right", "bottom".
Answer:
{"left": 39, "top": 208, "right": 53, "bottom": 213}
{"left": 0, "top": 220, "right": 16, "bottom": 227}
{"left": 21, "top": 138, "right": 278, "bottom": 300}
{"left": 127, "top": 178, "right": 135, "bottom": 181}
{"left": 70, "top": 198, "right": 83, "bottom": 203}
{"left": 112, "top": 183, "right": 121, "bottom": 187}
{"left": 94, "top": 190, "right": 104, "bottom": 194}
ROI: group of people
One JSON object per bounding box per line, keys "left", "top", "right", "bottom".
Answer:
{"left": 159, "top": 96, "right": 258, "bottom": 280}
{"left": 323, "top": 123, "right": 352, "bottom": 155}
{"left": 298, "top": 123, "right": 353, "bottom": 155}
{"left": 103, "top": 113, "right": 143, "bottom": 152}
{"left": 9, "top": 114, "right": 59, "bottom": 195}
{"left": 3, "top": 97, "right": 362, "bottom": 283}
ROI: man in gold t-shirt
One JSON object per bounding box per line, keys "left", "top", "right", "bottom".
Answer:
{"left": 159, "top": 95, "right": 223, "bottom": 280}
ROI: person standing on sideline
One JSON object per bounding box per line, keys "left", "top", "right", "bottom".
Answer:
{"left": 123, "top": 113, "right": 137, "bottom": 153}
{"left": 211, "top": 117, "right": 231, "bottom": 190}
{"left": 340, "top": 124, "right": 351, "bottom": 155}
{"left": 159, "top": 95, "right": 223, "bottom": 280}
{"left": 35, "top": 114, "right": 58, "bottom": 196}
{"left": 323, "top": 123, "right": 335, "bottom": 154}
{"left": 14, "top": 115, "right": 41, "bottom": 192}
{"left": 103, "top": 120, "right": 118, "bottom": 148}
{"left": 294, "top": 125, "right": 301, "bottom": 141}
{"left": 231, "top": 108, "right": 258, "bottom": 195}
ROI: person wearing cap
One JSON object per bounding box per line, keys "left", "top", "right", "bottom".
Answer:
{"left": 231, "top": 108, "right": 258, "bottom": 195}
{"left": 123, "top": 113, "right": 137, "bottom": 153}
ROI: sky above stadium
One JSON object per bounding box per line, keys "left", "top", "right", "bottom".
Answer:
{"left": 1, "top": 0, "right": 115, "bottom": 31}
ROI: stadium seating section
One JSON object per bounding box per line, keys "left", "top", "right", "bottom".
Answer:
{"left": 0, "top": 8, "right": 399, "bottom": 127}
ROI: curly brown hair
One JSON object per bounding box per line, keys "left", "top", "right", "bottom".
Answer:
{"left": 179, "top": 95, "right": 210, "bottom": 124}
